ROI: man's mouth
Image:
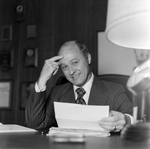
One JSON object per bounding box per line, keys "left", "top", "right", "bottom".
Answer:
{"left": 72, "top": 74, "right": 80, "bottom": 80}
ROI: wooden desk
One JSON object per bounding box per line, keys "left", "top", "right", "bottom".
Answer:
{"left": 0, "top": 132, "right": 149, "bottom": 149}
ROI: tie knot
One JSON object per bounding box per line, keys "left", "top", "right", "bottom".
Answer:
{"left": 76, "top": 88, "right": 86, "bottom": 97}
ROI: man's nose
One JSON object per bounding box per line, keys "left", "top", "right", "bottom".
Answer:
{"left": 68, "top": 66, "right": 75, "bottom": 75}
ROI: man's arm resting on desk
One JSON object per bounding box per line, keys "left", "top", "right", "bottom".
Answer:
{"left": 25, "top": 83, "right": 48, "bottom": 129}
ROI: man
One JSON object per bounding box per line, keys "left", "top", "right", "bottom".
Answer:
{"left": 25, "top": 40, "right": 133, "bottom": 132}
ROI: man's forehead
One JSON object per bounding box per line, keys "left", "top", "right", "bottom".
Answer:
{"left": 58, "top": 44, "right": 80, "bottom": 55}
{"left": 58, "top": 49, "right": 82, "bottom": 65}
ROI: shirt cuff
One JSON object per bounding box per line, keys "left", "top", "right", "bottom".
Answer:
{"left": 124, "top": 114, "right": 133, "bottom": 125}
{"left": 35, "top": 82, "right": 46, "bottom": 92}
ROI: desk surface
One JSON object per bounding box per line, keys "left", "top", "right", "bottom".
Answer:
{"left": 0, "top": 132, "right": 149, "bottom": 149}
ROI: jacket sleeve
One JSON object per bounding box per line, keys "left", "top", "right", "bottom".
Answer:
{"left": 108, "top": 83, "right": 133, "bottom": 116}
{"left": 25, "top": 88, "right": 57, "bottom": 130}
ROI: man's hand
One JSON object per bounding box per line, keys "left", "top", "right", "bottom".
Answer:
{"left": 37, "top": 56, "right": 63, "bottom": 89}
{"left": 98, "top": 110, "right": 127, "bottom": 132}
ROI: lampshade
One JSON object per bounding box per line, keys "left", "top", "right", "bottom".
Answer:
{"left": 106, "top": 0, "right": 150, "bottom": 141}
{"left": 105, "top": 0, "right": 150, "bottom": 49}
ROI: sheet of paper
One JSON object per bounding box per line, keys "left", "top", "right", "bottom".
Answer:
{"left": 0, "top": 124, "right": 36, "bottom": 133}
{"left": 54, "top": 102, "right": 109, "bottom": 131}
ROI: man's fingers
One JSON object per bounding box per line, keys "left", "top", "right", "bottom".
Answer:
{"left": 48, "top": 55, "right": 64, "bottom": 62}
{"left": 45, "top": 56, "right": 63, "bottom": 68}
{"left": 53, "top": 68, "right": 58, "bottom": 76}
{"left": 100, "top": 116, "right": 118, "bottom": 122}
{"left": 99, "top": 120, "right": 124, "bottom": 132}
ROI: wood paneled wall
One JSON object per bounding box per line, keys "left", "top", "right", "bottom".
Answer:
{"left": 0, "top": 0, "right": 107, "bottom": 125}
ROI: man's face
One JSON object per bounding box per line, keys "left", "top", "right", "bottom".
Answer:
{"left": 58, "top": 44, "right": 91, "bottom": 86}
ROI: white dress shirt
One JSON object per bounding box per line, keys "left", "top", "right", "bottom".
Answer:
{"left": 74, "top": 73, "right": 94, "bottom": 105}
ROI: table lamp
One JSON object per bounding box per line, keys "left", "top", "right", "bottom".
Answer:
{"left": 105, "top": 0, "right": 150, "bottom": 141}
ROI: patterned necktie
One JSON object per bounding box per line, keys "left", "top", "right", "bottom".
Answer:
{"left": 75, "top": 88, "right": 86, "bottom": 105}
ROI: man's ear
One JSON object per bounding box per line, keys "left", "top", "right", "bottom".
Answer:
{"left": 87, "top": 53, "right": 91, "bottom": 65}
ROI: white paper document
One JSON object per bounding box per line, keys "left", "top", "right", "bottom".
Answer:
{"left": 54, "top": 102, "right": 109, "bottom": 131}
{"left": 0, "top": 124, "right": 36, "bottom": 133}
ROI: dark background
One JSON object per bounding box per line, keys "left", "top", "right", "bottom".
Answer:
{"left": 0, "top": 0, "right": 107, "bottom": 126}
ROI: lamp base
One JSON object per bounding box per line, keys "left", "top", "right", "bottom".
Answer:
{"left": 121, "top": 122, "right": 150, "bottom": 141}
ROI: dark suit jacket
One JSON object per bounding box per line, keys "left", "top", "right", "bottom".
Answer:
{"left": 25, "top": 76, "right": 133, "bottom": 130}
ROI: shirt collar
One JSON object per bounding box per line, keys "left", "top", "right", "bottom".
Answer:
{"left": 74, "top": 73, "right": 94, "bottom": 93}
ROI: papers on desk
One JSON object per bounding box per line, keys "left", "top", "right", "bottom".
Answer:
{"left": 48, "top": 127, "right": 110, "bottom": 138}
{"left": 47, "top": 102, "right": 110, "bottom": 138}
{"left": 0, "top": 124, "right": 36, "bottom": 133}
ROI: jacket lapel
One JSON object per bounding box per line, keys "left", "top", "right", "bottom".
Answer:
{"left": 59, "top": 83, "right": 76, "bottom": 103}
{"left": 88, "top": 77, "right": 109, "bottom": 105}
{"left": 58, "top": 76, "right": 109, "bottom": 105}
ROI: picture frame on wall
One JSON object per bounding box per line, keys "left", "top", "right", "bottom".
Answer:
{"left": 0, "top": 49, "right": 14, "bottom": 71}
{"left": 24, "top": 48, "right": 38, "bottom": 67}
{"left": 1, "top": 25, "right": 12, "bottom": 41}
{"left": 27, "top": 24, "right": 37, "bottom": 38}
{"left": 0, "top": 80, "right": 12, "bottom": 109}
{"left": 20, "top": 82, "right": 35, "bottom": 109}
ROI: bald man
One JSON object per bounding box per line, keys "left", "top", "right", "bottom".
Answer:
{"left": 25, "top": 40, "right": 133, "bottom": 132}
